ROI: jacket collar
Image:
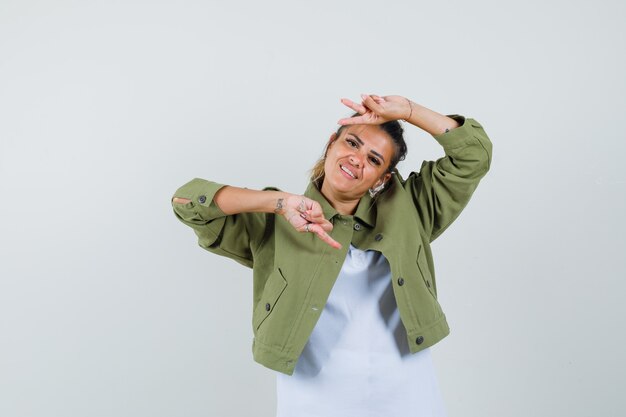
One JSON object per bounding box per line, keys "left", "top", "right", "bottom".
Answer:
{"left": 303, "top": 181, "right": 377, "bottom": 228}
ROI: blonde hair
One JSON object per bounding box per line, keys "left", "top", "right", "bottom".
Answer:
{"left": 309, "top": 145, "right": 332, "bottom": 189}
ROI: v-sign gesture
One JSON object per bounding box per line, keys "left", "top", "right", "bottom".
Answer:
{"left": 337, "top": 94, "right": 412, "bottom": 125}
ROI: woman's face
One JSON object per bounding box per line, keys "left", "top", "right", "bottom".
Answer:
{"left": 321, "top": 124, "right": 395, "bottom": 202}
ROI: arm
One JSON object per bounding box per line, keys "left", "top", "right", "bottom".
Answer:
{"left": 404, "top": 113, "right": 492, "bottom": 242}
{"left": 171, "top": 178, "right": 260, "bottom": 267}
{"left": 174, "top": 186, "right": 290, "bottom": 214}
{"left": 171, "top": 180, "right": 341, "bottom": 264}
{"left": 338, "top": 94, "right": 493, "bottom": 242}
{"left": 402, "top": 99, "right": 461, "bottom": 136}
{"left": 338, "top": 94, "right": 459, "bottom": 135}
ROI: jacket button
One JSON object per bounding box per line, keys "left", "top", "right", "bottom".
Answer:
{"left": 198, "top": 195, "right": 207, "bottom": 204}
{"left": 265, "top": 303, "right": 271, "bottom": 311}
{"left": 353, "top": 223, "right": 362, "bottom": 231}
{"left": 374, "top": 233, "right": 383, "bottom": 241}
{"left": 397, "top": 277, "right": 404, "bottom": 286}
{"left": 416, "top": 336, "right": 424, "bottom": 345}
{"left": 426, "top": 281, "right": 431, "bottom": 288}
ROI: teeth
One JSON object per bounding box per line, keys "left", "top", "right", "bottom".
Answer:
{"left": 340, "top": 165, "right": 356, "bottom": 179}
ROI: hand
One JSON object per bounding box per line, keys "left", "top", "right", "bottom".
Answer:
{"left": 172, "top": 197, "right": 191, "bottom": 204}
{"left": 337, "top": 94, "right": 411, "bottom": 125}
{"left": 279, "top": 195, "right": 342, "bottom": 249}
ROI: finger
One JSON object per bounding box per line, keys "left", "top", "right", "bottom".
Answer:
{"left": 299, "top": 204, "right": 316, "bottom": 218}
{"left": 300, "top": 211, "right": 333, "bottom": 232}
{"left": 371, "top": 95, "right": 386, "bottom": 104}
{"left": 302, "top": 199, "right": 316, "bottom": 212}
{"left": 317, "top": 219, "right": 334, "bottom": 232}
{"left": 361, "top": 94, "right": 385, "bottom": 114}
{"left": 337, "top": 114, "right": 372, "bottom": 125}
{"left": 300, "top": 209, "right": 317, "bottom": 222}
{"left": 320, "top": 221, "right": 334, "bottom": 232}
{"left": 309, "top": 224, "right": 342, "bottom": 249}
{"left": 172, "top": 197, "right": 191, "bottom": 204}
{"left": 340, "top": 98, "right": 367, "bottom": 114}
{"left": 303, "top": 203, "right": 325, "bottom": 220}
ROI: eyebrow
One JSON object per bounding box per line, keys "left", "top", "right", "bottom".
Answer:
{"left": 348, "top": 133, "right": 386, "bottom": 163}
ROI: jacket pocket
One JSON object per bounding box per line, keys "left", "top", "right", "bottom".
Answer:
{"left": 416, "top": 245, "right": 437, "bottom": 299}
{"left": 253, "top": 268, "right": 288, "bottom": 331}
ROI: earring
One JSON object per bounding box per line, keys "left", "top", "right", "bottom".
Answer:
{"left": 368, "top": 181, "right": 385, "bottom": 198}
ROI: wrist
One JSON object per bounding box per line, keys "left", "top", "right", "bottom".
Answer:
{"left": 402, "top": 98, "right": 413, "bottom": 122}
{"left": 274, "top": 195, "right": 286, "bottom": 215}
{"left": 273, "top": 192, "right": 294, "bottom": 215}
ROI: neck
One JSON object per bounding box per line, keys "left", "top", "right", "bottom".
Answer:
{"left": 320, "top": 181, "right": 360, "bottom": 215}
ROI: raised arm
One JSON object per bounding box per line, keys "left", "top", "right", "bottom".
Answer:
{"left": 405, "top": 113, "right": 492, "bottom": 242}
{"left": 338, "top": 94, "right": 493, "bottom": 242}
{"left": 338, "top": 94, "right": 458, "bottom": 136}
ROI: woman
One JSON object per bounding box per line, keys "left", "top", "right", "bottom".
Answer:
{"left": 171, "top": 94, "right": 493, "bottom": 416}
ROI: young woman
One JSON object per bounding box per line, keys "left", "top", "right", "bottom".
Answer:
{"left": 171, "top": 94, "right": 493, "bottom": 417}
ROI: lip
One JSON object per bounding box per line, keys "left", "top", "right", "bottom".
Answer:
{"left": 339, "top": 163, "right": 357, "bottom": 179}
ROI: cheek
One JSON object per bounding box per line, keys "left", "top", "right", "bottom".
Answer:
{"left": 324, "top": 152, "right": 334, "bottom": 165}
{"left": 325, "top": 146, "right": 341, "bottom": 164}
{"left": 323, "top": 156, "right": 336, "bottom": 174}
{"left": 367, "top": 163, "right": 385, "bottom": 175}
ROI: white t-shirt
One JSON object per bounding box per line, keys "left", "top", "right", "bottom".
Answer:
{"left": 275, "top": 244, "right": 447, "bottom": 417}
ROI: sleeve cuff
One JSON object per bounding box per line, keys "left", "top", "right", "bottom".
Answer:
{"left": 431, "top": 114, "right": 479, "bottom": 151}
{"left": 171, "top": 178, "right": 228, "bottom": 222}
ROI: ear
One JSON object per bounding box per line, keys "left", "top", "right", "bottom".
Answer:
{"left": 377, "top": 172, "right": 392, "bottom": 187}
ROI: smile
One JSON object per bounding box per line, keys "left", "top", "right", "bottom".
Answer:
{"left": 340, "top": 164, "right": 357, "bottom": 179}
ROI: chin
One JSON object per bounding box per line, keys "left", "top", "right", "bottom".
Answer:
{"left": 334, "top": 182, "right": 364, "bottom": 196}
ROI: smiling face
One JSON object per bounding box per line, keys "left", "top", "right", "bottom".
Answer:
{"left": 320, "top": 124, "right": 395, "bottom": 210}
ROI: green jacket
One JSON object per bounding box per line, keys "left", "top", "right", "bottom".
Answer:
{"left": 171, "top": 114, "right": 492, "bottom": 375}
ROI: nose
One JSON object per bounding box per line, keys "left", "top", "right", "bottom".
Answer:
{"left": 349, "top": 154, "right": 361, "bottom": 167}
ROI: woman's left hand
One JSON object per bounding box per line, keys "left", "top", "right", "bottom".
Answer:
{"left": 337, "top": 94, "right": 411, "bottom": 125}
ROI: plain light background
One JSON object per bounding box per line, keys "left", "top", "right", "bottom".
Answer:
{"left": 1, "top": 1, "right": 625, "bottom": 416}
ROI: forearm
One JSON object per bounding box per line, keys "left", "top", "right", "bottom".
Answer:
{"left": 171, "top": 180, "right": 340, "bottom": 248}
{"left": 213, "top": 186, "right": 291, "bottom": 215}
{"left": 172, "top": 184, "right": 290, "bottom": 215}
{"left": 404, "top": 100, "right": 460, "bottom": 136}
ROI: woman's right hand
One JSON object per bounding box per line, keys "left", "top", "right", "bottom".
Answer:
{"left": 278, "top": 194, "right": 342, "bottom": 249}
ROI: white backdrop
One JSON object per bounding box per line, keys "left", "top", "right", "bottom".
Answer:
{"left": 1, "top": 1, "right": 625, "bottom": 416}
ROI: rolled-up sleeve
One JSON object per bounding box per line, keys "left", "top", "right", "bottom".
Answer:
{"left": 171, "top": 178, "right": 266, "bottom": 268}
{"left": 171, "top": 178, "right": 229, "bottom": 247}
{"left": 405, "top": 114, "right": 493, "bottom": 242}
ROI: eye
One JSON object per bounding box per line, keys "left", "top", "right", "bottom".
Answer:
{"left": 369, "top": 156, "right": 381, "bottom": 165}
{"left": 346, "top": 138, "right": 358, "bottom": 148}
